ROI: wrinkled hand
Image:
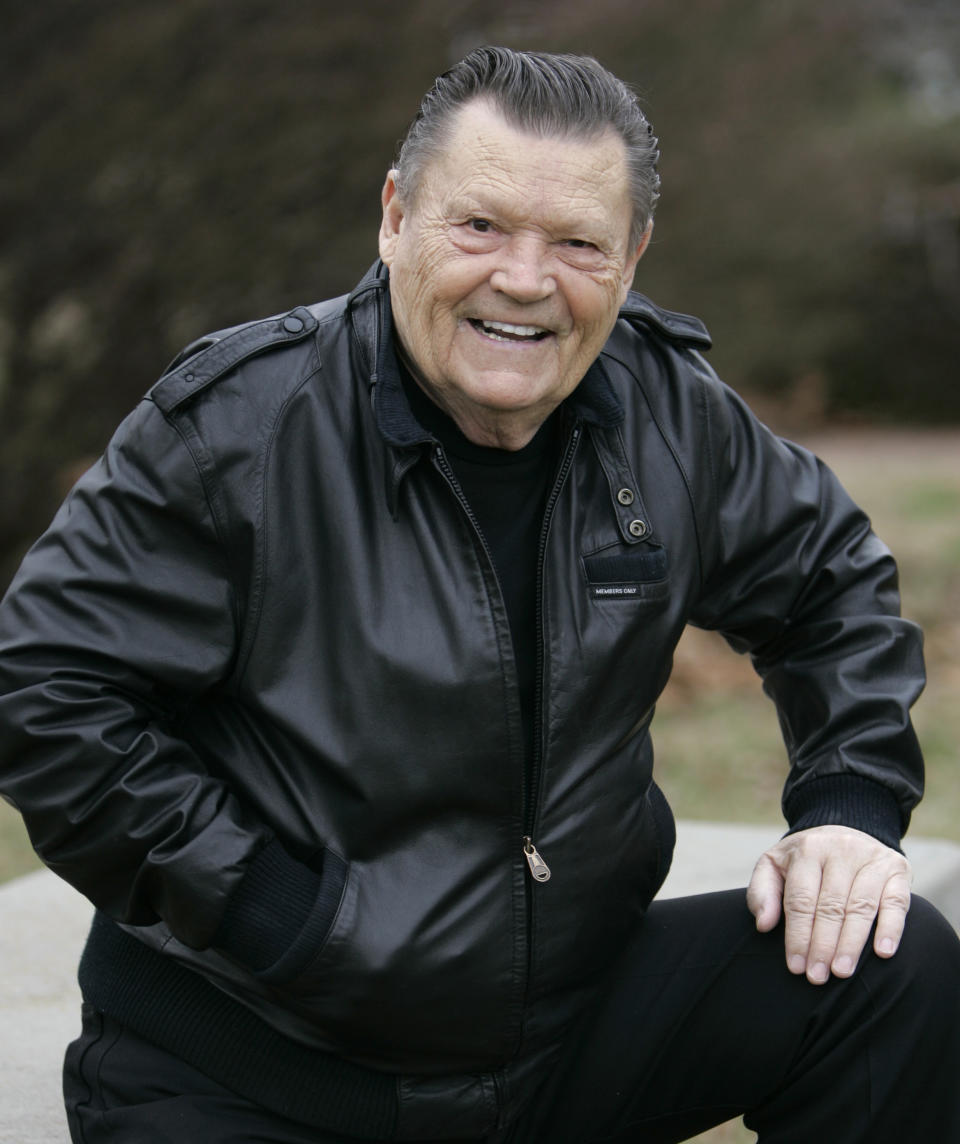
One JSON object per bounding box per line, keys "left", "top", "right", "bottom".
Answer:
{"left": 746, "top": 825, "right": 912, "bottom": 985}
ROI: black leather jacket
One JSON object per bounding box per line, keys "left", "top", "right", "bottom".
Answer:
{"left": 0, "top": 263, "right": 924, "bottom": 1077}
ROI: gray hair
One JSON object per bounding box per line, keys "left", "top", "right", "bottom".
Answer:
{"left": 395, "top": 46, "right": 660, "bottom": 246}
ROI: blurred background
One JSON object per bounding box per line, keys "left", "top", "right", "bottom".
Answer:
{"left": 2, "top": 0, "right": 959, "bottom": 590}
{"left": 2, "top": 5, "right": 958, "bottom": 1139}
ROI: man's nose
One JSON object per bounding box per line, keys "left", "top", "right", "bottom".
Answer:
{"left": 489, "top": 236, "right": 556, "bottom": 302}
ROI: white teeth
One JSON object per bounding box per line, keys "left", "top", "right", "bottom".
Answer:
{"left": 480, "top": 320, "right": 545, "bottom": 338}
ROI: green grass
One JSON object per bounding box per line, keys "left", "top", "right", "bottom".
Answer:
{"left": 654, "top": 689, "right": 785, "bottom": 823}
{"left": 0, "top": 797, "right": 41, "bottom": 882}
{"left": 897, "top": 480, "right": 960, "bottom": 520}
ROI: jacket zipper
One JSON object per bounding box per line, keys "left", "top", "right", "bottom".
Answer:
{"left": 432, "top": 424, "right": 580, "bottom": 878}
{"left": 433, "top": 423, "right": 580, "bottom": 1052}
{"left": 525, "top": 422, "right": 581, "bottom": 869}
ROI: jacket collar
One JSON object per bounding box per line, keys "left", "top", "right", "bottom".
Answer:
{"left": 347, "top": 261, "right": 625, "bottom": 452}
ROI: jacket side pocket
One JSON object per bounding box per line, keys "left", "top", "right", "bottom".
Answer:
{"left": 256, "top": 849, "right": 349, "bottom": 986}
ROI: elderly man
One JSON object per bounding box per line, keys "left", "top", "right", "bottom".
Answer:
{"left": 1, "top": 46, "right": 958, "bottom": 1144}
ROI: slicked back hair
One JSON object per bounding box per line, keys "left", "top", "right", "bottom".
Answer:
{"left": 395, "top": 46, "right": 660, "bottom": 247}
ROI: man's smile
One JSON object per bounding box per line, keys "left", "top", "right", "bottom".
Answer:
{"left": 468, "top": 318, "right": 552, "bottom": 343}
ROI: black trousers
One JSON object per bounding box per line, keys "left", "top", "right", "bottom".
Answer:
{"left": 64, "top": 891, "right": 960, "bottom": 1144}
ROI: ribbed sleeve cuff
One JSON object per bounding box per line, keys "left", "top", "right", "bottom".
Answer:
{"left": 783, "top": 773, "right": 905, "bottom": 852}
{"left": 213, "top": 839, "right": 347, "bottom": 976}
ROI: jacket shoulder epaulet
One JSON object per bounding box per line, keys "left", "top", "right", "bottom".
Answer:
{"left": 150, "top": 306, "right": 320, "bottom": 414}
{"left": 618, "top": 292, "right": 712, "bottom": 350}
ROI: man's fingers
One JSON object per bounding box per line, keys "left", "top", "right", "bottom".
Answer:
{"left": 817, "top": 866, "right": 890, "bottom": 980}
{"left": 816, "top": 865, "right": 909, "bottom": 978}
{"left": 779, "top": 855, "right": 826, "bottom": 979}
{"left": 746, "top": 853, "right": 784, "bottom": 933}
{"left": 873, "top": 873, "right": 912, "bottom": 959}
{"left": 790, "top": 861, "right": 911, "bottom": 984}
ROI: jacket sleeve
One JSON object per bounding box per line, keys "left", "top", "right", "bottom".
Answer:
{"left": 685, "top": 363, "right": 924, "bottom": 848}
{"left": 0, "top": 397, "right": 333, "bottom": 959}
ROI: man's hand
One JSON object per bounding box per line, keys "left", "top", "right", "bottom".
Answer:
{"left": 746, "top": 825, "right": 912, "bottom": 985}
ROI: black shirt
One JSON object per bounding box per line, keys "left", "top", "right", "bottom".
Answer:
{"left": 401, "top": 369, "right": 561, "bottom": 761}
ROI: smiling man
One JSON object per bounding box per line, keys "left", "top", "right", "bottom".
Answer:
{"left": 2, "top": 46, "right": 959, "bottom": 1144}
{"left": 380, "top": 98, "right": 650, "bottom": 449}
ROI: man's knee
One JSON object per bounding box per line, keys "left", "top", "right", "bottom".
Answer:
{"left": 870, "top": 895, "right": 960, "bottom": 1028}
{"left": 899, "top": 895, "right": 960, "bottom": 971}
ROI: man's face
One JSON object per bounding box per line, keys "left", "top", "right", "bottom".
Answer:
{"left": 379, "top": 99, "right": 651, "bottom": 447}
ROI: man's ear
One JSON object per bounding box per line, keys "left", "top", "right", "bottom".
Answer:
{"left": 378, "top": 170, "right": 404, "bottom": 265}
{"left": 619, "top": 220, "right": 654, "bottom": 302}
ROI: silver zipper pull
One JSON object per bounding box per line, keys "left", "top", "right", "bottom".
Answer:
{"left": 523, "top": 836, "right": 551, "bottom": 882}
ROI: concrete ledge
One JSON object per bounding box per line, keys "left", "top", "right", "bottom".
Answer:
{"left": 0, "top": 867, "right": 93, "bottom": 1144}
{"left": 2, "top": 823, "right": 958, "bottom": 1143}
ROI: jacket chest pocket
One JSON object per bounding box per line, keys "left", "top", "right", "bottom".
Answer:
{"left": 582, "top": 540, "right": 670, "bottom": 608}
{"left": 571, "top": 421, "right": 674, "bottom": 611}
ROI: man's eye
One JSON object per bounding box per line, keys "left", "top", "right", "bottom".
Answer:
{"left": 565, "top": 239, "right": 595, "bottom": 250}
{"left": 468, "top": 218, "right": 493, "bottom": 233}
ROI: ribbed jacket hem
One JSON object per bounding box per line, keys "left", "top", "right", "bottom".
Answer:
{"left": 78, "top": 911, "right": 399, "bottom": 1137}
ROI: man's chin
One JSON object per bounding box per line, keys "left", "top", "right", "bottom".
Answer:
{"left": 461, "top": 379, "right": 560, "bottom": 416}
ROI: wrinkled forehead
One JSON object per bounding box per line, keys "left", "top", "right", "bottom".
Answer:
{"left": 417, "top": 100, "right": 633, "bottom": 235}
